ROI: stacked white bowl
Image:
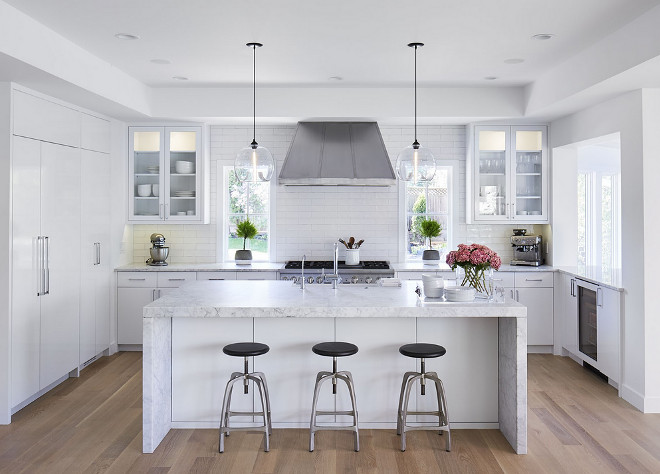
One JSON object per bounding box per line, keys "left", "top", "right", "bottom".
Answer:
{"left": 444, "top": 286, "right": 476, "bottom": 302}
{"left": 175, "top": 161, "right": 194, "bottom": 174}
{"left": 422, "top": 274, "right": 444, "bottom": 298}
{"left": 137, "top": 184, "right": 152, "bottom": 197}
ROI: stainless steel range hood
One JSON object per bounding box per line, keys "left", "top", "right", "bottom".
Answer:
{"left": 278, "top": 122, "right": 396, "bottom": 186}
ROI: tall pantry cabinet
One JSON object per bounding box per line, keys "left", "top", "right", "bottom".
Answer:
{"left": 9, "top": 87, "right": 112, "bottom": 412}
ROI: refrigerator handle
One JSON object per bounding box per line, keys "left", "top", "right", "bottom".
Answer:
{"left": 596, "top": 287, "right": 603, "bottom": 307}
{"left": 44, "top": 236, "right": 50, "bottom": 295}
{"left": 570, "top": 278, "right": 574, "bottom": 297}
{"left": 37, "top": 236, "right": 43, "bottom": 296}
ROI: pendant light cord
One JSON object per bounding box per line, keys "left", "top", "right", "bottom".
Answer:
{"left": 252, "top": 44, "right": 257, "bottom": 148}
{"left": 414, "top": 44, "right": 417, "bottom": 144}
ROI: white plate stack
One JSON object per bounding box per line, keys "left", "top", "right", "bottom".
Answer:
{"left": 174, "top": 191, "right": 195, "bottom": 197}
{"left": 444, "top": 286, "right": 476, "bottom": 302}
{"left": 422, "top": 274, "right": 444, "bottom": 298}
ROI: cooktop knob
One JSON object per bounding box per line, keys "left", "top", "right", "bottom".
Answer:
{"left": 316, "top": 276, "right": 324, "bottom": 284}
{"left": 281, "top": 276, "right": 289, "bottom": 281}
{"left": 307, "top": 276, "right": 315, "bottom": 284}
{"left": 351, "top": 275, "right": 359, "bottom": 284}
{"left": 365, "top": 276, "right": 373, "bottom": 284}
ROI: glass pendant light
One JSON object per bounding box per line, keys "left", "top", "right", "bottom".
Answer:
{"left": 234, "top": 42, "right": 274, "bottom": 184}
{"left": 396, "top": 43, "right": 436, "bottom": 184}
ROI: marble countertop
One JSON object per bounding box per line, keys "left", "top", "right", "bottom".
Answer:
{"left": 115, "top": 262, "right": 285, "bottom": 272}
{"left": 392, "top": 262, "right": 555, "bottom": 272}
{"left": 554, "top": 266, "right": 623, "bottom": 291}
{"left": 143, "top": 280, "right": 526, "bottom": 319}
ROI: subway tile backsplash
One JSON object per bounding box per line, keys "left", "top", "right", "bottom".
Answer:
{"left": 132, "top": 124, "right": 535, "bottom": 264}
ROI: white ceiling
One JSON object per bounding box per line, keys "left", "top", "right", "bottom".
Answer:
{"left": 5, "top": 0, "right": 660, "bottom": 88}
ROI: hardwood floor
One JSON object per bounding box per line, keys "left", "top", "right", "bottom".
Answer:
{"left": 1, "top": 352, "right": 660, "bottom": 473}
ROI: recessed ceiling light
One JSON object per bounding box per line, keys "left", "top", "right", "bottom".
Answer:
{"left": 150, "top": 59, "right": 171, "bottom": 65}
{"left": 504, "top": 58, "right": 525, "bottom": 64}
{"left": 172, "top": 76, "right": 188, "bottom": 81}
{"left": 532, "top": 34, "right": 555, "bottom": 41}
{"left": 329, "top": 76, "right": 343, "bottom": 81}
{"left": 114, "top": 33, "right": 139, "bottom": 40}
{"left": 484, "top": 76, "right": 498, "bottom": 80}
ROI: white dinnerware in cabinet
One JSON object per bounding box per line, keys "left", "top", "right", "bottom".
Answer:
{"left": 128, "top": 126, "right": 204, "bottom": 223}
{"left": 468, "top": 125, "right": 548, "bottom": 223}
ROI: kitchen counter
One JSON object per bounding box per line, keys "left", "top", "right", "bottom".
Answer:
{"left": 115, "top": 262, "right": 285, "bottom": 272}
{"left": 392, "top": 262, "right": 555, "bottom": 272}
{"left": 554, "top": 266, "right": 623, "bottom": 291}
{"left": 143, "top": 280, "right": 527, "bottom": 455}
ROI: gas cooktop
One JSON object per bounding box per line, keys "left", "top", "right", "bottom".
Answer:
{"left": 284, "top": 260, "right": 390, "bottom": 271}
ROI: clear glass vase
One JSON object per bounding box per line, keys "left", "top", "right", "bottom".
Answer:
{"left": 455, "top": 266, "right": 493, "bottom": 298}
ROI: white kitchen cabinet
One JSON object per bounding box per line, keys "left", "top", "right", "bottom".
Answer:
{"left": 197, "top": 272, "right": 238, "bottom": 280}
{"left": 11, "top": 137, "right": 81, "bottom": 405}
{"left": 128, "top": 126, "right": 205, "bottom": 223}
{"left": 80, "top": 149, "right": 111, "bottom": 363}
{"left": 513, "top": 272, "right": 553, "bottom": 348}
{"left": 80, "top": 113, "right": 110, "bottom": 153}
{"left": 236, "top": 271, "right": 278, "bottom": 280}
{"left": 117, "top": 271, "right": 196, "bottom": 346}
{"left": 468, "top": 126, "right": 548, "bottom": 223}
{"left": 558, "top": 273, "right": 579, "bottom": 355}
{"left": 13, "top": 90, "right": 80, "bottom": 148}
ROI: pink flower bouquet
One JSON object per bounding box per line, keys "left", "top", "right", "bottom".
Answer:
{"left": 446, "top": 244, "right": 501, "bottom": 294}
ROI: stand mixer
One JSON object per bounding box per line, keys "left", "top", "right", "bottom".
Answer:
{"left": 146, "top": 233, "right": 169, "bottom": 266}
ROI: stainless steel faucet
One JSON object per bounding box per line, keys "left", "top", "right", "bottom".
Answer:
{"left": 301, "top": 254, "right": 306, "bottom": 290}
{"left": 324, "top": 242, "right": 342, "bottom": 289}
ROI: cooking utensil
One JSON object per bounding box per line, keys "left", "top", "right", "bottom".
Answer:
{"left": 338, "top": 238, "right": 349, "bottom": 248}
{"left": 348, "top": 237, "right": 355, "bottom": 248}
{"left": 355, "top": 239, "right": 364, "bottom": 249}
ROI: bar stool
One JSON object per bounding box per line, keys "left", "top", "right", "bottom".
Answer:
{"left": 309, "top": 341, "right": 360, "bottom": 452}
{"left": 397, "top": 343, "right": 451, "bottom": 452}
{"left": 218, "top": 342, "right": 272, "bottom": 453}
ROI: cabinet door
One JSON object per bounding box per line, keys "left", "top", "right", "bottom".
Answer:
{"left": 197, "top": 272, "right": 237, "bottom": 280}
{"left": 81, "top": 150, "right": 111, "bottom": 362}
{"left": 236, "top": 271, "right": 278, "bottom": 280}
{"left": 13, "top": 90, "right": 80, "bottom": 147}
{"left": 474, "top": 126, "right": 511, "bottom": 221}
{"left": 11, "top": 137, "right": 42, "bottom": 405}
{"left": 117, "top": 288, "right": 155, "bottom": 344}
{"left": 511, "top": 127, "right": 548, "bottom": 222}
{"left": 562, "top": 275, "right": 579, "bottom": 355}
{"left": 516, "top": 287, "right": 553, "bottom": 346}
{"left": 40, "top": 143, "right": 81, "bottom": 389}
{"left": 129, "top": 128, "right": 164, "bottom": 221}
{"left": 597, "top": 287, "right": 620, "bottom": 383}
{"left": 164, "top": 127, "right": 202, "bottom": 221}
{"left": 80, "top": 113, "right": 110, "bottom": 153}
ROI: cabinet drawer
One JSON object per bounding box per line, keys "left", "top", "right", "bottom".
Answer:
{"left": 490, "top": 272, "right": 515, "bottom": 288}
{"left": 117, "top": 272, "right": 157, "bottom": 288}
{"left": 197, "top": 271, "right": 237, "bottom": 280}
{"left": 236, "top": 271, "right": 278, "bottom": 280}
{"left": 157, "top": 272, "right": 197, "bottom": 287}
{"left": 514, "top": 272, "right": 553, "bottom": 288}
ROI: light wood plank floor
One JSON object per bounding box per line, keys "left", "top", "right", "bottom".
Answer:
{"left": 1, "top": 352, "right": 660, "bottom": 473}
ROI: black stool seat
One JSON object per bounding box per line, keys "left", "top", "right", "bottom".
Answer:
{"left": 312, "top": 342, "right": 358, "bottom": 357}
{"left": 399, "top": 343, "right": 446, "bottom": 359}
{"left": 223, "top": 342, "right": 269, "bottom": 357}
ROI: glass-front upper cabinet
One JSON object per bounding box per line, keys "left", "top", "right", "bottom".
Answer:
{"left": 128, "top": 126, "right": 204, "bottom": 223}
{"left": 470, "top": 125, "right": 548, "bottom": 223}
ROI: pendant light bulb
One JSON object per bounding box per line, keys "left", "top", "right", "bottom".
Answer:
{"left": 396, "top": 42, "right": 436, "bottom": 184}
{"left": 235, "top": 42, "right": 274, "bottom": 184}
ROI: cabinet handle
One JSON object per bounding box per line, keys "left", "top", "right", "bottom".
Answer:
{"left": 510, "top": 289, "right": 514, "bottom": 299}
{"left": 570, "top": 279, "right": 575, "bottom": 297}
{"left": 516, "top": 290, "right": 519, "bottom": 301}
{"left": 152, "top": 289, "right": 156, "bottom": 301}
{"left": 506, "top": 203, "right": 510, "bottom": 219}
{"left": 168, "top": 278, "right": 185, "bottom": 281}
{"left": 164, "top": 204, "right": 168, "bottom": 220}
{"left": 208, "top": 278, "right": 225, "bottom": 280}
{"left": 158, "top": 289, "right": 162, "bottom": 298}
{"left": 97, "top": 242, "right": 101, "bottom": 265}
{"left": 129, "top": 278, "right": 146, "bottom": 281}
{"left": 44, "top": 236, "right": 50, "bottom": 295}
{"left": 159, "top": 203, "right": 163, "bottom": 219}
{"left": 596, "top": 287, "right": 603, "bottom": 307}
{"left": 511, "top": 203, "right": 515, "bottom": 219}
{"left": 525, "top": 278, "right": 543, "bottom": 282}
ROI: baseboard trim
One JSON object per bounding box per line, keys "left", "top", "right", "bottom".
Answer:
{"left": 118, "top": 344, "right": 143, "bottom": 352}
{"left": 527, "top": 345, "right": 553, "bottom": 354}
{"left": 12, "top": 373, "right": 70, "bottom": 415}
{"left": 620, "top": 384, "right": 645, "bottom": 411}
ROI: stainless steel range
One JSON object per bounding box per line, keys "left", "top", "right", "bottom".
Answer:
{"left": 280, "top": 260, "right": 394, "bottom": 285}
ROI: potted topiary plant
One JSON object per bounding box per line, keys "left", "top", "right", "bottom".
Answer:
{"left": 419, "top": 218, "right": 442, "bottom": 264}
{"left": 235, "top": 218, "right": 258, "bottom": 264}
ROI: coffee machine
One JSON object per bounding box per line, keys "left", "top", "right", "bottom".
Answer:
{"left": 146, "top": 233, "right": 169, "bottom": 266}
{"left": 510, "top": 229, "right": 544, "bottom": 266}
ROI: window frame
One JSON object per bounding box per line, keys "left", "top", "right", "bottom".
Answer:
{"left": 398, "top": 160, "right": 459, "bottom": 262}
{"left": 219, "top": 164, "right": 276, "bottom": 262}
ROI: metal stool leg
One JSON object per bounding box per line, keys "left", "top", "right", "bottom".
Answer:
{"left": 250, "top": 374, "right": 270, "bottom": 452}
{"left": 339, "top": 371, "right": 360, "bottom": 452}
{"left": 218, "top": 373, "right": 243, "bottom": 453}
{"left": 397, "top": 371, "right": 417, "bottom": 435}
{"left": 309, "top": 372, "right": 334, "bottom": 452}
{"left": 253, "top": 372, "right": 272, "bottom": 436}
{"left": 400, "top": 374, "right": 423, "bottom": 452}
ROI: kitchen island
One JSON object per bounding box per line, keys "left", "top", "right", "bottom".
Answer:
{"left": 143, "top": 280, "right": 527, "bottom": 454}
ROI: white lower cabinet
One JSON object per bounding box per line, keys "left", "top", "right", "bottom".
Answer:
{"left": 196, "top": 272, "right": 237, "bottom": 281}
{"left": 516, "top": 288, "right": 553, "bottom": 346}
{"left": 559, "top": 273, "right": 578, "bottom": 355}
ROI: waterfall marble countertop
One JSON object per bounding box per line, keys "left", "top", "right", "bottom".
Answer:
{"left": 143, "top": 280, "right": 526, "bottom": 319}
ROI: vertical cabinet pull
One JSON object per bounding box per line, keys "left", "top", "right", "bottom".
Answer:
{"left": 44, "top": 236, "right": 50, "bottom": 295}
{"left": 596, "top": 287, "right": 603, "bottom": 307}
{"left": 152, "top": 289, "right": 156, "bottom": 301}
{"left": 516, "top": 290, "right": 519, "bottom": 302}
{"left": 570, "top": 279, "right": 575, "bottom": 297}
{"left": 97, "top": 242, "right": 101, "bottom": 265}
{"left": 159, "top": 203, "right": 164, "bottom": 219}
{"left": 37, "top": 236, "right": 43, "bottom": 296}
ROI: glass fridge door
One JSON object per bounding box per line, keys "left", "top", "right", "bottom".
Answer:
{"left": 578, "top": 285, "right": 598, "bottom": 361}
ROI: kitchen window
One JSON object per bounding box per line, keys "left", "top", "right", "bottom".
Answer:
{"left": 223, "top": 166, "right": 272, "bottom": 261}
{"left": 401, "top": 162, "right": 457, "bottom": 261}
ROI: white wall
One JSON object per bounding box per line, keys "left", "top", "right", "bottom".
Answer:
{"left": 133, "top": 124, "right": 537, "bottom": 264}
{"left": 550, "top": 90, "right": 652, "bottom": 410}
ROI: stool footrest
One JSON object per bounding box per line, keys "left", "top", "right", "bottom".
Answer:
{"left": 227, "top": 411, "right": 268, "bottom": 417}
{"left": 402, "top": 425, "right": 450, "bottom": 432}
{"left": 310, "top": 425, "right": 359, "bottom": 431}
{"left": 315, "top": 410, "right": 355, "bottom": 416}
{"left": 220, "top": 426, "right": 268, "bottom": 433}
{"left": 401, "top": 410, "right": 441, "bottom": 416}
